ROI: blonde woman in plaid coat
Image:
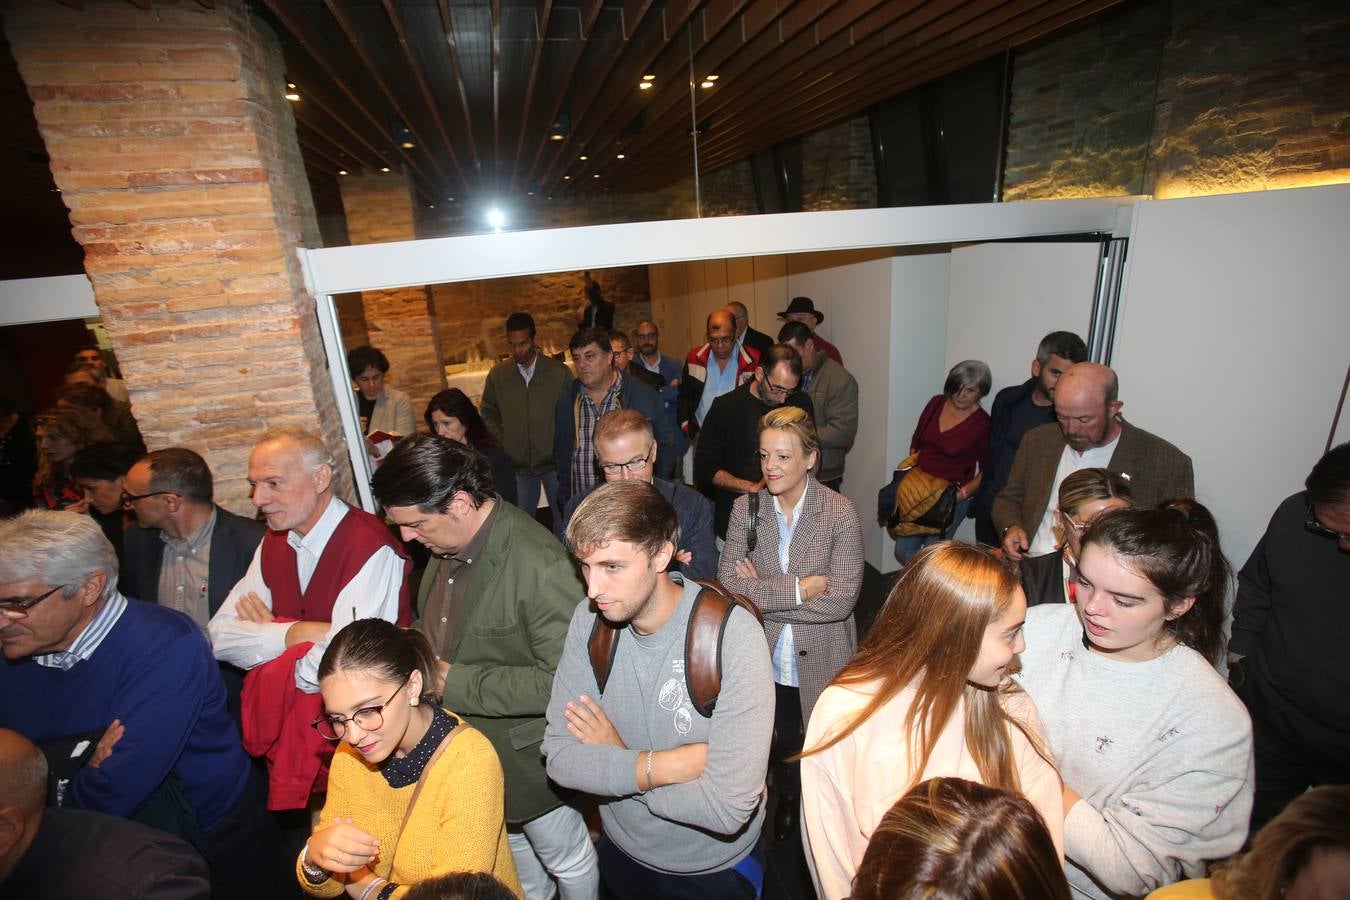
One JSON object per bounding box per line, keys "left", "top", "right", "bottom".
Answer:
{"left": 718, "top": 405, "right": 864, "bottom": 841}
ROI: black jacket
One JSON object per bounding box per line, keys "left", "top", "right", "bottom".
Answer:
{"left": 122, "top": 505, "right": 265, "bottom": 618}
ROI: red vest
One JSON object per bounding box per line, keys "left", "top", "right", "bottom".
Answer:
{"left": 259, "top": 503, "right": 412, "bottom": 626}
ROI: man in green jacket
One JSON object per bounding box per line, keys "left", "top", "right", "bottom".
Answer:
{"left": 372, "top": 434, "right": 598, "bottom": 899}
{"left": 480, "top": 312, "right": 572, "bottom": 519}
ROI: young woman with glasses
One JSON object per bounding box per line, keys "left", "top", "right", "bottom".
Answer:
{"left": 1019, "top": 467, "right": 1133, "bottom": 607}
{"left": 300, "top": 619, "right": 522, "bottom": 899}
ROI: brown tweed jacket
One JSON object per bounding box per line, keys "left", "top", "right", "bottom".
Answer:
{"left": 991, "top": 418, "right": 1195, "bottom": 536}
{"left": 718, "top": 477, "right": 863, "bottom": 723}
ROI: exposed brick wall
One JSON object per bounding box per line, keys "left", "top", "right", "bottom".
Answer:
{"left": 339, "top": 170, "right": 446, "bottom": 425}
{"left": 1004, "top": 0, "right": 1350, "bottom": 201}
{"left": 4, "top": 0, "right": 351, "bottom": 510}
{"left": 430, "top": 267, "right": 652, "bottom": 365}
{"left": 802, "top": 116, "right": 878, "bottom": 210}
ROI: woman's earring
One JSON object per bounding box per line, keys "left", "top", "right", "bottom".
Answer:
{"left": 410, "top": 697, "right": 419, "bottom": 707}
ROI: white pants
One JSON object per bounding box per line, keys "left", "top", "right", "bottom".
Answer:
{"left": 507, "top": 802, "right": 599, "bottom": 900}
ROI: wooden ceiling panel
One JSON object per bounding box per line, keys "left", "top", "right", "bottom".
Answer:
{"left": 247, "top": 0, "right": 1125, "bottom": 206}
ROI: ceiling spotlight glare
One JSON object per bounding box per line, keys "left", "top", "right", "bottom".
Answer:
{"left": 401, "top": 141, "right": 415, "bottom": 149}
{"left": 700, "top": 80, "right": 714, "bottom": 89}
{"left": 579, "top": 155, "right": 588, "bottom": 161}
{"left": 486, "top": 207, "right": 506, "bottom": 229}
{"left": 447, "top": 197, "right": 455, "bottom": 202}
{"left": 549, "top": 133, "right": 564, "bottom": 141}
{"left": 563, "top": 175, "right": 571, "bottom": 180}
{"left": 638, "top": 82, "right": 653, "bottom": 91}
{"left": 380, "top": 166, "right": 391, "bottom": 173}
{"left": 284, "top": 90, "right": 301, "bottom": 101}
{"left": 338, "top": 169, "right": 349, "bottom": 176}
{"left": 592, "top": 173, "right": 600, "bottom": 178}
{"left": 706, "top": 74, "right": 719, "bottom": 81}
{"left": 617, "top": 153, "right": 625, "bottom": 159}
{"left": 287, "top": 82, "right": 297, "bottom": 89}
{"left": 642, "top": 74, "right": 655, "bottom": 81}
{"left": 428, "top": 203, "right": 435, "bottom": 209}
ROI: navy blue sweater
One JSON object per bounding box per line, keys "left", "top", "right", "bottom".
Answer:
{"left": 0, "top": 598, "right": 251, "bottom": 830}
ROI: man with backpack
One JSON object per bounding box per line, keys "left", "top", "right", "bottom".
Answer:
{"left": 543, "top": 481, "right": 774, "bottom": 898}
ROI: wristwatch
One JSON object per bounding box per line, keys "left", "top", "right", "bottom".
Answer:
{"left": 300, "top": 846, "right": 329, "bottom": 885}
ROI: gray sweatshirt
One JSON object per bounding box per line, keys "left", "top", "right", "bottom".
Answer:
{"left": 1015, "top": 604, "right": 1253, "bottom": 899}
{"left": 542, "top": 575, "right": 774, "bottom": 874}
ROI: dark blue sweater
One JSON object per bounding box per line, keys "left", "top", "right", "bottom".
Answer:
{"left": 0, "top": 598, "right": 251, "bottom": 831}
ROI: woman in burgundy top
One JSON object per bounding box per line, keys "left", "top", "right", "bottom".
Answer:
{"left": 894, "top": 360, "right": 992, "bottom": 564}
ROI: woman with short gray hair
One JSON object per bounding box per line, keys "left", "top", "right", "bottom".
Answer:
{"left": 891, "top": 360, "right": 992, "bottom": 564}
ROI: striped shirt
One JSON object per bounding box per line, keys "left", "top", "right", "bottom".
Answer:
{"left": 571, "top": 371, "right": 623, "bottom": 497}
{"left": 34, "top": 591, "right": 129, "bottom": 671}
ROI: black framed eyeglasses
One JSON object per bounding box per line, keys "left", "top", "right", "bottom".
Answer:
{"left": 1305, "top": 503, "right": 1348, "bottom": 541}
{"left": 0, "top": 584, "right": 68, "bottom": 615}
{"left": 764, "top": 378, "right": 797, "bottom": 397}
{"left": 600, "top": 448, "right": 654, "bottom": 475}
{"left": 121, "top": 490, "right": 174, "bottom": 508}
{"left": 311, "top": 677, "right": 410, "bottom": 742}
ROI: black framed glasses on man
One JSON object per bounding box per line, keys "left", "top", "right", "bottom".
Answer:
{"left": 120, "top": 490, "right": 175, "bottom": 508}
{"left": 599, "top": 447, "right": 654, "bottom": 477}
{"left": 311, "top": 677, "right": 410, "bottom": 741}
{"left": 1305, "top": 502, "right": 1350, "bottom": 548}
{"left": 0, "top": 584, "right": 69, "bottom": 616}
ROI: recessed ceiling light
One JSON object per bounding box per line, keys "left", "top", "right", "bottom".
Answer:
{"left": 549, "top": 133, "right": 564, "bottom": 141}
{"left": 642, "top": 74, "right": 655, "bottom": 81}
{"left": 579, "top": 155, "right": 588, "bottom": 161}
{"left": 706, "top": 74, "right": 719, "bottom": 81}
{"left": 287, "top": 82, "right": 296, "bottom": 89}
{"left": 338, "top": 169, "right": 348, "bottom": 176}
{"left": 447, "top": 197, "right": 455, "bottom": 202}
{"left": 592, "top": 173, "right": 600, "bottom": 178}
{"left": 428, "top": 203, "right": 435, "bottom": 208}
{"left": 563, "top": 175, "right": 571, "bottom": 180}
{"left": 380, "top": 166, "right": 391, "bottom": 173}
{"left": 617, "top": 153, "right": 625, "bottom": 159}
{"left": 700, "top": 80, "right": 714, "bottom": 89}
{"left": 401, "top": 141, "right": 414, "bottom": 149}
{"left": 638, "top": 82, "right": 652, "bottom": 91}
{"left": 527, "top": 191, "right": 534, "bottom": 196}
{"left": 284, "top": 90, "right": 301, "bottom": 101}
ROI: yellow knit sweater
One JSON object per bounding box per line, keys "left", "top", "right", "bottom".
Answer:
{"left": 297, "top": 715, "right": 522, "bottom": 899}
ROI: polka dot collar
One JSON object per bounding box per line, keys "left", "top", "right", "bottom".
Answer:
{"left": 379, "top": 705, "right": 457, "bottom": 788}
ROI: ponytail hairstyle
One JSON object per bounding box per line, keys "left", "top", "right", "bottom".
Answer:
{"left": 1081, "top": 499, "right": 1230, "bottom": 667}
{"left": 318, "top": 619, "right": 439, "bottom": 699}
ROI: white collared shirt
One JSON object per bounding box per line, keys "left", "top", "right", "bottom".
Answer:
{"left": 35, "top": 592, "right": 129, "bottom": 670}
{"left": 770, "top": 483, "right": 809, "bottom": 687}
{"left": 517, "top": 355, "right": 537, "bottom": 385}
{"left": 208, "top": 496, "right": 405, "bottom": 692}
{"left": 1029, "top": 433, "right": 1122, "bottom": 555}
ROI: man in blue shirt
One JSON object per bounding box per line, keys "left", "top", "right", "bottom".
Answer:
{"left": 0, "top": 510, "right": 275, "bottom": 897}
{"left": 634, "top": 320, "right": 688, "bottom": 463}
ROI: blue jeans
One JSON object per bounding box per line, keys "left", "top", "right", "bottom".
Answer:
{"left": 598, "top": 834, "right": 765, "bottom": 899}
{"left": 514, "top": 470, "right": 559, "bottom": 519}
{"left": 894, "top": 496, "right": 973, "bottom": 565}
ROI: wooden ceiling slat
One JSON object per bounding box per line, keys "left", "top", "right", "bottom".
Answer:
{"left": 294, "top": 111, "right": 382, "bottom": 171}
{"left": 288, "top": 72, "right": 394, "bottom": 171}
{"left": 318, "top": 0, "right": 456, "bottom": 196}
{"left": 261, "top": 0, "right": 440, "bottom": 202}
{"left": 525, "top": 0, "right": 660, "bottom": 192}
{"left": 613, "top": 0, "right": 1122, "bottom": 192}
{"left": 519, "top": 0, "right": 607, "bottom": 190}
{"left": 510, "top": 0, "right": 553, "bottom": 192}
{"left": 437, "top": 0, "right": 485, "bottom": 191}
{"left": 297, "top": 134, "right": 348, "bottom": 172}
{"left": 379, "top": 0, "right": 469, "bottom": 192}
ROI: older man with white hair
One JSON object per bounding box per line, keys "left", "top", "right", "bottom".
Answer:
{"left": 208, "top": 427, "right": 411, "bottom": 692}
{"left": 0, "top": 511, "right": 268, "bottom": 896}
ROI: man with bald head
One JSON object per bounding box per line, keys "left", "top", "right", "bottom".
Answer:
{"left": 208, "top": 427, "right": 411, "bottom": 692}
{"left": 677, "top": 308, "right": 759, "bottom": 441}
{"left": 0, "top": 729, "right": 210, "bottom": 898}
{"left": 993, "top": 362, "right": 1194, "bottom": 558}
{"left": 726, "top": 300, "right": 772, "bottom": 358}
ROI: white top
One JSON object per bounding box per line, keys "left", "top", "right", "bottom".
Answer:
{"left": 207, "top": 497, "right": 405, "bottom": 692}
{"left": 769, "top": 486, "right": 807, "bottom": 686}
{"left": 1029, "top": 433, "right": 1121, "bottom": 554}
{"left": 1016, "top": 604, "right": 1253, "bottom": 898}
{"left": 802, "top": 678, "right": 1064, "bottom": 900}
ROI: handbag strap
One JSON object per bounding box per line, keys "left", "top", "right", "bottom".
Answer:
{"left": 388, "top": 717, "right": 466, "bottom": 865}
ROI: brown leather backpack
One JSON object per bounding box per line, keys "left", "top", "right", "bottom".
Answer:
{"left": 587, "top": 579, "right": 764, "bottom": 718}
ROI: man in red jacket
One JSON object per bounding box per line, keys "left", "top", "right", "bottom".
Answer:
{"left": 207, "top": 427, "right": 410, "bottom": 693}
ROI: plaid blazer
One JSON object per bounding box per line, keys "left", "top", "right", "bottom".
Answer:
{"left": 718, "top": 477, "right": 864, "bottom": 722}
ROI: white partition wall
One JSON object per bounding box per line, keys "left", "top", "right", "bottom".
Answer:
{"left": 1112, "top": 183, "right": 1350, "bottom": 569}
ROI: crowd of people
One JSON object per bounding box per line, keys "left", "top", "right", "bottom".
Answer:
{"left": 0, "top": 307, "right": 1346, "bottom": 900}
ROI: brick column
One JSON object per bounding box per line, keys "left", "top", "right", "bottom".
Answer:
{"left": 339, "top": 171, "right": 446, "bottom": 426}
{"left": 4, "top": 0, "right": 352, "bottom": 508}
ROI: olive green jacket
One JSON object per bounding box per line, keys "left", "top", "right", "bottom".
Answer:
{"left": 480, "top": 353, "right": 571, "bottom": 475}
{"left": 418, "top": 498, "right": 585, "bottom": 823}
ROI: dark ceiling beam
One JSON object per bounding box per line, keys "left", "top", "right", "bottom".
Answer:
{"left": 509, "top": 0, "right": 554, "bottom": 192}
{"left": 437, "top": 0, "right": 485, "bottom": 190}
{"left": 318, "top": 0, "right": 458, "bottom": 194}
{"left": 294, "top": 116, "right": 378, "bottom": 172}
{"left": 531, "top": 0, "right": 676, "bottom": 193}
{"left": 380, "top": 0, "right": 469, "bottom": 191}
{"left": 297, "top": 134, "right": 349, "bottom": 172}
{"left": 546, "top": 0, "right": 751, "bottom": 194}
{"left": 261, "top": 0, "right": 442, "bottom": 203}
{"left": 520, "top": 0, "right": 606, "bottom": 191}
{"left": 288, "top": 71, "right": 394, "bottom": 171}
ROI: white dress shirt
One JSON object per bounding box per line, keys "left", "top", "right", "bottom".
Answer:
{"left": 770, "top": 484, "right": 808, "bottom": 687}
{"left": 1028, "top": 433, "right": 1121, "bottom": 555}
{"left": 208, "top": 497, "right": 405, "bottom": 692}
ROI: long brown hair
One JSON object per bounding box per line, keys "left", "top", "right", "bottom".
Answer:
{"left": 1210, "top": 785, "right": 1350, "bottom": 899}
{"left": 799, "top": 542, "right": 1044, "bottom": 792}
{"left": 32, "top": 406, "right": 113, "bottom": 487}
{"left": 852, "top": 777, "right": 1070, "bottom": 900}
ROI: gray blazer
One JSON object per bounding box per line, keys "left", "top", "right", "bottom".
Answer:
{"left": 991, "top": 418, "right": 1195, "bottom": 535}
{"left": 803, "top": 356, "right": 859, "bottom": 484}
{"left": 718, "top": 478, "right": 863, "bottom": 722}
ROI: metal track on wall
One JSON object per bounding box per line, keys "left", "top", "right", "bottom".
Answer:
{"left": 1087, "top": 236, "right": 1129, "bottom": 365}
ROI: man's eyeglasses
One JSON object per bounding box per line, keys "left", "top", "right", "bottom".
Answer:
{"left": 600, "top": 449, "right": 653, "bottom": 475}
{"left": 0, "top": 584, "right": 68, "bottom": 615}
{"left": 763, "top": 378, "right": 798, "bottom": 397}
{"left": 707, "top": 336, "right": 734, "bottom": 347}
{"left": 1305, "top": 504, "right": 1348, "bottom": 541}
{"left": 311, "top": 677, "right": 410, "bottom": 741}
{"left": 121, "top": 490, "right": 174, "bottom": 508}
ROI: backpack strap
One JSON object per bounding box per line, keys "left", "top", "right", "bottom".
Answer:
{"left": 587, "top": 614, "right": 621, "bottom": 695}
{"left": 685, "top": 580, "right": 763, "bottom": 718}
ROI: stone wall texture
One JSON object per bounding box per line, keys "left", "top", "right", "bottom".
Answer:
{"left": 4, "top": 0, "right": 350, "bottom": 510}
{"left": 339, "top": 170, "right": 445, "bottom": 426}
{"left": 802, "top": 117, "right": 879, "bottom": 210}
{"left": 1005, "top": 0, "right": 1350, "bottom": 201}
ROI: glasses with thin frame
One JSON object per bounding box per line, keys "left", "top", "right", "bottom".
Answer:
{"left": 0, "top": 584, "right": 68, "bottom": 616}
{"left": 763, "top": 378, "right": 797, "bottom": 397}
{"left": 311, "top": 677, "right": 410, "bottom": 741}
{"left": 600, "top": 448, "right": 654, "bottom": 476}
{"left": 121, "top": 490, "right": 175, "bottom": 508}
{"left": 1305, "top": 503, "right": 1347, "bottom": 541}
